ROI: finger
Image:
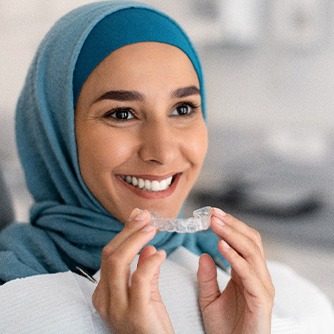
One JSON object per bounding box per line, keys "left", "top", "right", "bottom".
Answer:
{"left": 197, "top": 254, "right": 220, "bottom": 310}
{"left": 102, "top": 209, "right": 151, "bottom": 258}
{"left": 212, "top": 208, "right": 265, "bottom": 256}
{"left": 218, "top": 240, "right": 273, "bottom": 293}
{"left": 130, "top": 249, "right": 166, "bottom": 309}
{"left": 100, "top": 209, "right": 154, "bottom": 280}
{"left": 100, "top": 223, "right": 157, "bottom": 305}
{"left": 211, "top": 217, "right": 272, "bottom": 286}
{"left": 211, "top": 216, "right": 264, "bottom": 265}
{"left": 218, "top": 240, "right": 274, "bottom": 306}
{"left": 93, "top": 211, "right": 157, "bottom": 326}
{"left": 101, "top": 220, "right": 157, "bottom": 275}
{"left": 138, "top": 245, "right": 157, "bottom": 267}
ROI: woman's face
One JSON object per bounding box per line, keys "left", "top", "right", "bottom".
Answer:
{"left": 75, "top": 42, "right": 208, "bottom": 223}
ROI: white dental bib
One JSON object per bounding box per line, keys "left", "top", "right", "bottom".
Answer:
{"left": 0, "top": 247, "right": 333, "bottom": 333}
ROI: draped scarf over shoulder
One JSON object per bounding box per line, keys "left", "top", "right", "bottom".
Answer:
{"left": 0, "top": 1, "right": 227, "bottom": 283}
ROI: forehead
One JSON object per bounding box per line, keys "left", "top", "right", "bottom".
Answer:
{"left": 108, "top": 41, "right": 192, "bottom": 61}
{"left": 96, "top": 42, "right": 196, "bottom": 75}
{"left": 83, "top": 42, "right": 199, "bottom": 92}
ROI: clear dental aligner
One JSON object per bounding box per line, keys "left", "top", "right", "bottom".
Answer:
{"left": 151, "top": 206, "right": 212, "bottom": 233}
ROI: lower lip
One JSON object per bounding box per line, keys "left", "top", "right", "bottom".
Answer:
{"left": 117, "top": 174, "right": 180, "bottom": 199}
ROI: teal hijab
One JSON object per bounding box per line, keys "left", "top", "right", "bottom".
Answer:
{"left": 0, "top": 1, "right": 227, "bottom": 283}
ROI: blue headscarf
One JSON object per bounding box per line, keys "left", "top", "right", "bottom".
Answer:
{"left": 0, "top": 1, "right": 227, "bottom": 283}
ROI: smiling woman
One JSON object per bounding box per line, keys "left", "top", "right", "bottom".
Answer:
{"left": 75, "top": 42, "right": 207, "bottom": 222}
{"left": 0, "top": 2, "right": 278, "bottom": 333}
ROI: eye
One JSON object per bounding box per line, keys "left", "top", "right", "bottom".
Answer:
{"left": 106, "top": 108, "right": 135, "bottom": 121}
{"left": 171, "top": 102, "right": 199, "bottom": 116}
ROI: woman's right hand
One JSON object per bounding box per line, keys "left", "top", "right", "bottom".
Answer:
{"left": 92, "top": 209, "right": 174, "bottom": 334}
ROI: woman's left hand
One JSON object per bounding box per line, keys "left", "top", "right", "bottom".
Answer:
{"left": 197, "top": 208, "right": 275, "bottom": 334}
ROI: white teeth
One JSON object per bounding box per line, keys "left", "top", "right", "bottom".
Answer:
{"left": 138, "top": 178, "right": 145, "bottom": 189}
{"left": 144, "top": 179, "right": 151, "bottom": 190}
{"left": 125, "top": 176, "right": 132, "bottom": 183}
{"left": 160, "top": 179, "right": 167, "bottom": 190}
{"left": 132, "top": 177, "right": 138, "bottom": 187}
{"left": 122, "top": 175, "right": 174, "bottom": 192}
{"left": 151, "top": 180, "right": 160, "bottom": 191}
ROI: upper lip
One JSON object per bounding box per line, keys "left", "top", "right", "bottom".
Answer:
{"left": 118, "top": 173, "right": 177, "bottom": 181}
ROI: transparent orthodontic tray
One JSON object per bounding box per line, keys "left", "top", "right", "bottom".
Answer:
{"left": 151, "top": 206, "right": 212, "bottom": 233}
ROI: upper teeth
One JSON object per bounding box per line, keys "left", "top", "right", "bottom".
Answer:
{"left": 122, "top": 175, "right": 173, "bottom": 192}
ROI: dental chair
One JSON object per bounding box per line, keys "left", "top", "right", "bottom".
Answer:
{"left": 0, "top": 164, "right": 14, "bottom": 230}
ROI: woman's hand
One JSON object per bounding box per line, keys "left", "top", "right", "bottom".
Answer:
{"left": 92, "top": 209, "right": 174, "bottom": 334}
{"left": 197, "top": 208, "right": 275, "bottom": 334}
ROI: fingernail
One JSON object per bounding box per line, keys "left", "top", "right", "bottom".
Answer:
{"left": 156, "top": 249, "right": 166, "bottom": 258}
{"left": 220, "top": 240, "right": 231, "bottom": 250}
{"left": 213, "top": 217, "right": 225, "bottom": 226}
{"left": 143, "top": 223, "right": 156, "bottom": 232}
{"left": 128, "top": 208, "right": 140, "bottom": 220}
{"left": 214, "top": 208, "right": 227, "bottom": 217}
{"left": 132, "top": 209, "right": 147, "bottom": 221}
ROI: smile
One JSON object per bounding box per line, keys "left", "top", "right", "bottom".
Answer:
{"left": 120, "top": 175, "right": 173, "bottom": 192}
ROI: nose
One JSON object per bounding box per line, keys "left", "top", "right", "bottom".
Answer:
{"left": 138, "top": 121, "right": 178, "bottom": 165}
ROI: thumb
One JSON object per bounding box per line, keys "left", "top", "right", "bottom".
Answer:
{"left": 138, "top": 245, "right": 158, "bottom": 266}
{"left": 197, "top": 254, "right": 220, "bottom": 310}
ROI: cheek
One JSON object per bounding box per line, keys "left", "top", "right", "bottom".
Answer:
{"left": 183, "top": 124, "right": 208, "bottom": 167}
{"left": 77, "top": 127, "right": 133, "bottom": 177}
{"left": 196, "top": 123, "right": 208, "bottom": 158}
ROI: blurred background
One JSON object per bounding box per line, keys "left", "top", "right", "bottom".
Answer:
{"left": 0, "top": 0, "right": 333, "bottom": 302}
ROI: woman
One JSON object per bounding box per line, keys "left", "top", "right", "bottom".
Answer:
{"left": 76, "top": 35, "right": 273, "bottom": 333}
{"left": 1, "top": 1, "right": 316, "bottom": 332}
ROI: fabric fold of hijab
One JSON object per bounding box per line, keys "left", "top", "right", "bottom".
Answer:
{"left": 0, "top": 1, "right": 227, "bottom": 283}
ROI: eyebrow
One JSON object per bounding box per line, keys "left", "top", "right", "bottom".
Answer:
{"left": 95, "top": 90, "right": 144, "bottom": 102}
{"left": 171, "top": 86, "right": 200, "bottom": 98}
{"left": 94, "top": 85, "right": 200, "bottom": 103}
